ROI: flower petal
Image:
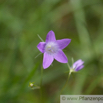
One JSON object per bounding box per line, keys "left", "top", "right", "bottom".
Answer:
{"left": 37, "top": 42, "right": 46, "bottom": 53}
{"left": 43, "top": 52, "right": 54, "bottom": 69}
{"left": 57, "top": 39, "right": 71, "bottom": 49}
{"left": 54, "top": 50, "right": 68, "bottom": 63}
{"left": 73, "top": 59, "right": 84, "bottom": 69}
{"left": 46, "top": 30, "right": 56, "bottom": 42}
{"left": 75, "top": 65, "right": 84, "bottom": 71}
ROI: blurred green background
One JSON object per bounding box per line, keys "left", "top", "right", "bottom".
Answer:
{"left": 0, "top": 0, "right": 103, "bottom": 103}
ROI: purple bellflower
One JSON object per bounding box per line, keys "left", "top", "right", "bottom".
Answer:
{"left": 37, "top": 30, "right": 71, "bottom": 69}
{"left": 70, "top": 59, "right": 84, "bottom": 73}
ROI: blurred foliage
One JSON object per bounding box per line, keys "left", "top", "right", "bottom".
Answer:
{"left": 0, "top": 0, "right": 103, "bottom": 103}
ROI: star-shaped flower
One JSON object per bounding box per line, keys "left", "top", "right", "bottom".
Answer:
{"left": 37, "top": 30, "right": 71, "bottom": 69}
{"left": 70, "top": 59, "right": 84, "bottom": 73}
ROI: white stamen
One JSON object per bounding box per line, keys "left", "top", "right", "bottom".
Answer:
{"left": 45, "top": 42, "right": 58, "bottom": 55}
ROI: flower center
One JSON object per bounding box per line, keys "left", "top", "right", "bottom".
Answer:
{"left": 45, "top": 42, "right": 58, "bottom": 55}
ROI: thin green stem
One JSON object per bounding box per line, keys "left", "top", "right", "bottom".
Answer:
{"left": 40, "top": 65, "right": 43, "bottom": 103}
{"left": 72, "top": 57, "right": 74, "bottom": 68}
{"left": 60, "top": 72, "right": 71, "bottom": 94}
{"left": 67, "top": 62, "right": 70, "bottom": 70}
{"left": 60, "top": 63, "right": 71, "bottom": 94}
{"left": 40, "top": 66, "right": 43, "bottom": 87}
{"left": 37, "top": 34, "right": 44, "bottom": 42}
